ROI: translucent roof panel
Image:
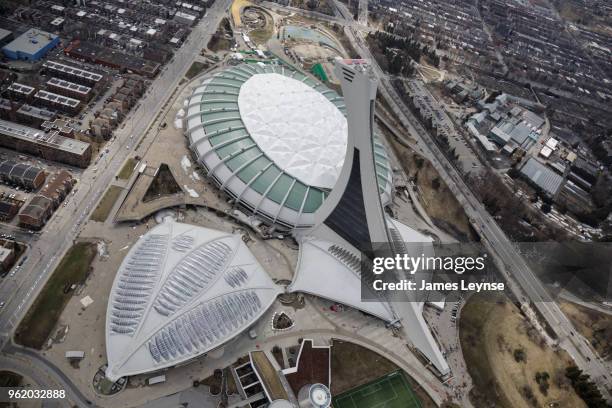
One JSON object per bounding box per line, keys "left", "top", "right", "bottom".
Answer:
{"left": 105, "top": 220, "right": 280, "bottom": 381}
{"left": 237, "top": 73, "right": 348, "bottom": 190}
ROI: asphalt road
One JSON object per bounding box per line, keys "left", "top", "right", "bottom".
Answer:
{"left": 341, "top": 25, "right": 611, "bottom": 396}
{"left": 0, "top": 0, "right": 231, "bottom": 403}
{"left": 0, "top": 343, "right": 93, "bottom": 407}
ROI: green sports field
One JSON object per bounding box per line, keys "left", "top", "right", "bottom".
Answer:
{"left": 333, "top": 371, "right": 422, "bottom": 408}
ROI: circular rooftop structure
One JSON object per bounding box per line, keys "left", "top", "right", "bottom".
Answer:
{"left": 298, "top": 384, "right": 332, "bottom": 408}
{"left": 184, "top": 63, "right": 392, "bottom": 229}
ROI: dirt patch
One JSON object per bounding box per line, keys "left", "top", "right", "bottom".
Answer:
{"left": 272, "top": 312, "right": 293, "bottom": 330}
{"left": 244, "top": 7, "right": 274, "bottom": 44}
{"left": 251, "top": 351, "right": 287, "bottom": 400}
{"left": 460, "top": 293, "right": 586, "bottom": 408}
{"left": 231, "top": 0, "right": 252, "bottom": 27}
{"left": 208, "top": 17, "right": 233, "bottom": 52}
{"left": 390, "top": 141, "right": 474, "bottom": 241}
{"left": 185, "top": 61, "right": 210, "bottom": 80}
{"left": 199, "top": 369, "right": 222, "bottom": 395}
{"left": 143, "top": 164, "right": 182, "bottom": 202}
{"left": 330, "top": 340, "right": 436, "bottom": 408}
{"left": 291, "top": 0, "right": 335, "bottom": 16}
{"left": 285, "top": 340, "right": 329, "bottom": 395}
{"left": 559, "top": 300, "right": 612, "bottom": 360}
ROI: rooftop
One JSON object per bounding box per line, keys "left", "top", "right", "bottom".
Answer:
{"left": 0, "top": 119, "right": 90, "bottom": 155}
{"left": 0, "top": 160, "right": 44, "bottom": 183}
{"left": 0, "top": 28, "right": 11, "bottom": 42}
{"left": 105, "top": 219, "right": 281, "bottom": 380}
{"left": 17, "top": 104, "right": 56, "bottom": 121}
{"left": 2, "top": 28, "right": 57, "bottom": 55}
{"left": 520, "top": 157, "right": 564, "bottom": 196}
{"left": 35, "top": 90, "right": 80, "bottom": 108}
{"left": 185, "top": 64, "right": 392, "bottom": 229}
{"left": 47, "top": 77, "right": 92, "bottom": 95}
{"left": 43, "top": 60, "right": 103, "bottom": 83}
{"left": 20, "top": 195, "right": 52, "bottom": 219}
{"left": 7, "top": 82, "right": 35, "bottom": 96}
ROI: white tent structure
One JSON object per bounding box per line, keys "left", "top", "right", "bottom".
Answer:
{"left": 105, "top": 220, "right": 281, "bottom": 381}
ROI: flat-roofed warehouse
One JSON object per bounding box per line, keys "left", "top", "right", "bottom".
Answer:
{"left": 0, "top": 160, "right": 46, "bottom": 190}
{"left": 0, "top": 28, "right": 13, "bottom": 48}
{"left": 0, "top": 119, "right": 91, "bottom": 168}
{"left": 42, "top": 60, "right": 103, "bottom": 86}
{"left": 184, "top": 64, "right": 393, "bottom": 230}
{"left": 1, "top": 28, "right": 59, "bottom": 61}
{"left": 519, "top": 157, "right": 564, "bottom": 197}
{"left": 46, "top": 77, "right": 92, "bottom": 101}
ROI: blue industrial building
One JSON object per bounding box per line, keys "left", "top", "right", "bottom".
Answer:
{"left": 2, "top": 29, "right": 59, "bottom": 61}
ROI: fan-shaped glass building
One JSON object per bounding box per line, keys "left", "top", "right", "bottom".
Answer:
{"left": 184, "top": 63, "right": 393, "bottom": 230}
{"left": 105, "top": 220, "right": 281, "bottom": 381}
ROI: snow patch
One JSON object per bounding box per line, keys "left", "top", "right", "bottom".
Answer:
{"left": 183, "top": 185, "right": 199, "bottom": 198}
{"left": 180, "top": 155, "right": 192, "bottom": 174}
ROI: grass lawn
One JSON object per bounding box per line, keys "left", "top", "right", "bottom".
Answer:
{"left": 460, "top": 293, "right": 586, "bottom": 408}
{"left": 14, "top": 242, "right": 97, "bottom": 349}
{"left": 0, "top": 371, "right": 22, "bottom": 387}
{"left": 330, "top": 340, "right": 435, "bottom": 407}
{"left": 387, "top": 137, "right": 474, "bottom": 241}
{"left": 91, "top": 185, "right": 124, "bottom": 222}
{"left": 331, "top": 340, "right": 397, "bottom": 395}
{"left": 117, "top": 158, "right": 137, "bottom": 180}
{"left": 185, "top": 61, "right": 209, "bottom": 80}
{"left": 143, "top": 164, "right": 182, "bottom": 202}
{"left": 333, "top": 371, "right": 421, "bottom": 408}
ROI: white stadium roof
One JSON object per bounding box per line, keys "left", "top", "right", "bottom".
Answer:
{"left": 290, "top": 218, "right": 433, "bottom": 323}
{"left": 290, "top": 237, "right": 396, "bottom": 321}
{"left": 184, "top": 63, "right": 392, "bottom": 230}
{"left": 237, "top": 73, "right": 347, "bottom": 190}
{"left": 105, "top": 220, "right": 280, "bottom": 380}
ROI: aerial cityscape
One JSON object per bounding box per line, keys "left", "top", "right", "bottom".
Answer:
{"left": 0, "top": 0, "right": 610, "bottom": 407}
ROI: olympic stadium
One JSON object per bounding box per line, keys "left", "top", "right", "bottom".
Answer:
{"left": 184, "top": 63, "right": 393, "bottom": 230}
{"left": 105, "top": 60, "right": 449, "bottom": 384}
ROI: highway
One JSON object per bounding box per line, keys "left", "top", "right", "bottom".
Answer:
{"left": 0, "top": 0, "right": 231, "bottom": 404}
{"left": 341, "top": 25, "right": 611, "bottom": 396}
